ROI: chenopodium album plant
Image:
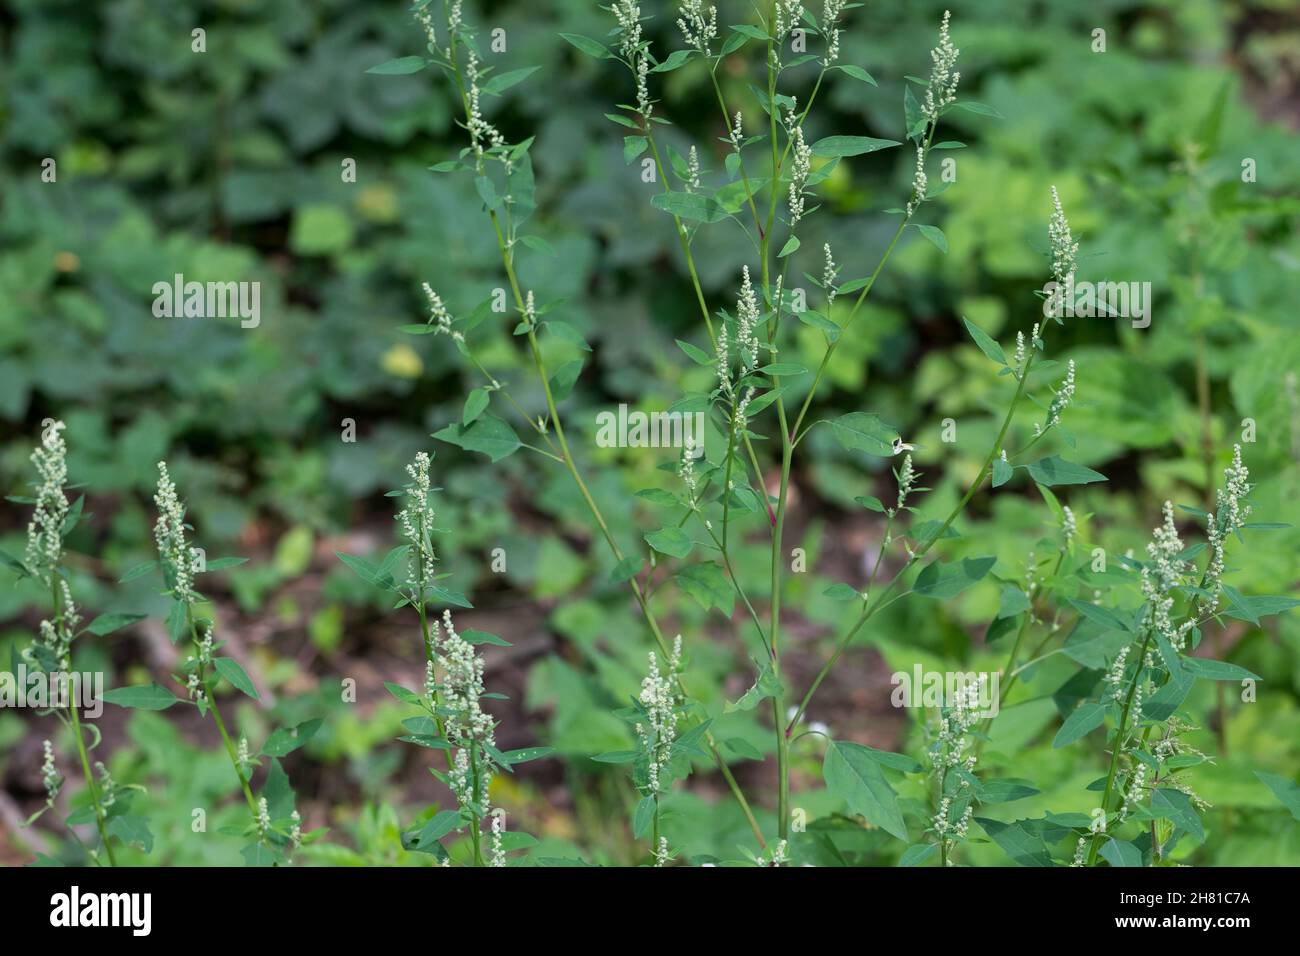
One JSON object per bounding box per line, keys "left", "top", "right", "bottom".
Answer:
{"left": 4, "top": 420, "right": 147, "bottom": 865}
{"left": 369, "top": 1, "right": 1296, "bottom": 866}
{"left": 100, "top": 462, "right": 321, "bottom": 866}
{"left": 337, "top": 451, "right": 551, "bottom": 865}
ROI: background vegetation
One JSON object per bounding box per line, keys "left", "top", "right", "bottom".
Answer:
{"left": 2, "top": 0, "right": 1298, "bottom": 865}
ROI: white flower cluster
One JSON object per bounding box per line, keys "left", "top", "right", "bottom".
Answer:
{"left": 1043, "top": 358, "right": 1076, "bottom": 430}
{"left": 237, "top": 736, "right": 251, "bottom": 776}
{"left": 767, "top": 838, "right": 789, "bottom": 866}
{"left": 490, "top": 810, "right": 506, "bottom": 867}
{"left": 95, "top": 761, "right": 115, "bottom": 808}
{"left": 786, "top": 119, "right": 812, "bottom": 225}
{"left": 397, "top": 452, "right": 438, "bottom": 588}
{"left": 414, "top": 1, "right": 437, "bottom": 53}
{"left": 25, "top": 420, "right": 69, "bottom": 584}
{"left": 718, "top": 267, "right": 762, "bottom": 425}
{"left": 466, "top": 53, "right": 506, "bottom": 156}
{"left": 32, "top": 580, "right": 78, "bottom": 671}
{"left": 728, "top": 111, "right": 744, "bottom": 150}
{"left": 687, "top": 145, "right": 701, "bottom": 191}
{"left": 637, "top": 636, "right": 682, "bottom": 796}
{"left": 613, "top": 2, "right": 653, "bottom": 118}
{"left": 41, "top": 739, "right": 61, "bottom": 804}
{"left": 906, "top": 146, "right": 927, "bottom": 217}
{"left": 1048, "top": 186, "right": 1078, "bottom": 285}
{"left": 655, "top": 835, "right": 671, "bottom": 867}
{"left": 1141, "top": 501, "right": 1192, "bottom": 651}
{"left": 921, "top": 11, "right": 960, "bottom": 123}
{"left": 257, "top": 796, "right": 271, "bottom": 836}
{"left": 679, "top": 441, "right": 699, "bottom": 508}
{"left": 1120, "top": 763, "right": 1147, "bottom": 821}
{"left": 775, "top": 1, "right": 805, "bottom": 42}
{"left": 933, "top": 676, "right": 982, "bottom": 773}
{"left": 1105, "top": 644, "right": 1130, "bottom": 701}
{"left": 676, "top": 0, "right": 717, "bottom": 53}
{"left": 821, "top": 0, "right": 846, "bottom": 65}
{"left": 422, "top": 283, "right": 463, "bottom": 341}
{"left": 290, "top": 809, "right": 302, "bottom": 850}
{"left": 822, "top": 243, "right": 839, "bottom": 309}
{"left": 933, "top": 796, "right": 972, "bottom": 841}
{"left": 893, "top": 454, "right": 917, "bottom": 514}
{"left": 1203, "top": 446, "right": 1251, "bottom": 612}
{"left": 1062, "top": 505, "right": 1077, "bottom": 544}
{"left": 154, "top": 462, "right": 200, "bottom": 603}
{"left": 434, "top": 609, "right": 495, "bottom": 746}
{"left": 1014, "top": 331, "right": 1026, "bottom": 369}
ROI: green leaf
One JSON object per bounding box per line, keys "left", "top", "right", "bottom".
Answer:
{"left": 778, "top": 236, "right": 800, "bottom": 257}
{"left": 725, "top": 737, "right": 763, "bottom": 760}
{"left": 644, "top": 527, "right": 694, "bottom": 559}
{"left": 997, "top": 586, "right": 1031, "bottom": 619}
{"left": 462, "top": 388, "right": 490, "bottom": 425}
{"left": 481, "top": 66, "right": 539, "bottom": 95}
{"left": 102, "top": 683, "right": 182, "bottom": 711}
{"left": 385, "top": 681, "right": 423, "bottom": 705}
{"left": 1181, "top": 656, "right": 1261, "bottom": 682}
{"left": 1025, "top": 456, "right": 1107, "bottom": 486}
{"left": 462, "top": 629, "right": 512, "bottom": 647}
{"left": 831, "top": 412, "right": 897, "bottom": 457}
{"left": 823, "top": 740, "right": 907, "bottom": 840}
{"left": 676, "top": 339, "right": 714, "bottom": 365}
{"left": 365, "top": 56, "right": 427, "bottom": 75}
{"left": 433, "top": 415, "right": 521, "bottom": 462}
{"left": 991, "top": 457, "right": 1013, "bottom": 488}
{"left": 203, "top": 557, "right": 248, "bottom": 571}
{"left": 650, "top": 49, "right": 694, "bottom": 73}
{"left": 1255, "top": 771, "right": 1300, "bottom": 821}
{"left": 823, "top": 582, "right": 860, "bottom": 601}
{"left": 214, "top": 657, "right": 259, "bottom": 700}
{"left": 117, "top": 561, "right": 157, "bottom": 583}
{"left": 1067, "top": 599, "right": 1134, "bottom": 633}
{"left": 1151, "top": 788, "right": 1204, "bottom": 841}
{"left": 899, "top": 843, "right": 937, "bottom": 866}
{"left": 962, "top": 317, "right": 1006, "bottom": 365}
{"left": 261, "top": 718, "right": 323, "bottom": 758}
{"left": 591, "top": 751, "right": 639, "bottom": 764}
{"left": 548, "top": 360, "right": 584, "bottom": 401}
{"left": 855, "top": 495, "right": 886, "bottom": 513}
{"left": 976, "top": 818, "right": 1053, "bottom": 866}
{"left": 610, "top": 556, "right": 644, "bottom": 583}
{"left": 810, "top": 135, "right": 901, "bottom": 157}
{"left": 474, "top": 175, "right": 500, "bottom": 210}
{"left": 675, "top": 562, "right": 735, "bottom": 616}
{"left": 500, "top": 746, "right": 554, "bottom": 765}
{"left": 404, "top": 810, "right": 462, "bottom": 852}
{"left": 85, "top": 613, "right": 146, "bottom": 636}
{"left": 623, "top": 135, "right": 648, "bottom": 164}
{"left": 106, "top": 813, "right": 153, "bottom": 853}
{"left": 1053, "top": 701, "right": 1106, "bottom": 748}
{"left": 726, "top": 661, "right": 782, "bottom": 714}
{"left": 650, "top": 191, "right": 727, "bottom": 223}
{"left": 977, "top": 778, "right": 1041, "bottom": 803}
{"left": 1100, "top": 837, "right": 1143, "bottom": 867}
{"left": 335, "top": 551, "right": 393, "bottom": 589}
{"left": 560, "top": 33, "right": 612, "bottom": 59}
{"left": 633, "top": 795, "right": 656, "bottom": 839}
{"left": 912, "top": 556, "right": 996, "bottom": 599}
{"left": 831, "top": 64, "right": 877, "bottom": 86}
{"left": 916, "top": 224, "right": 947, "bottom": 253}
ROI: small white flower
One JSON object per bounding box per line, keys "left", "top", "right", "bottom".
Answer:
{"left": 257, "top": 796, "right": 271, "bottom": 836}
{"left": 906, "top": 146, "right": 927, "bottom": 217}
{"left": 41, "top": 740, "right": 61, "bottom": 804}
{"left": 921, "top": 11, "right": 960, "bottom": 123}
{"left": 1048, "top": 186, "right": 1078, "bottom": 286}
{"left": 24, "top": 420, "right": 69, "bottom": 584}
{"left": 1061, "top": 505, "right": 1076, "bottom": 544}
{"left": 676, "top": 0, "right": 718, "bottom": 54}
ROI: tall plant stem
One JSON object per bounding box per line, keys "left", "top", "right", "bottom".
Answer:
{"left": 52, "top": 578, "right": 117, "bottom": 865}
{"left": 186, "top": 603, "right": 259, "bottom": 819}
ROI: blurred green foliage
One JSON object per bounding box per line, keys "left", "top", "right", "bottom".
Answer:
{"left": 2, "top": 0, "right": 1298, "bottom": 865}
